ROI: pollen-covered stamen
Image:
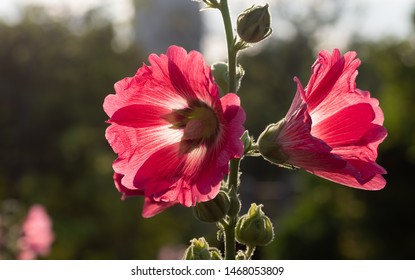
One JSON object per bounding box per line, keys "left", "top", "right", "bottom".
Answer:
{"left": 163, "top": 101, "right": 220, "bottom": 153}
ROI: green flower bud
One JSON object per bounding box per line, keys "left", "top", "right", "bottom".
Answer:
{"left": 237, "top": 4, "right": 272, "bottom": 43}
{"left": 183, "top": 237, "right": 223, "bottom": 260}
{"left": 235, "top": 203, "right": 274, "bottom": 246}
{"left": 211, "top": 62, "right": 245, "bottom": 95}
{"left": 241, "top": 130, "right": 254, "bottom": 155}
{"left": 211, "top": 62, "right": 229, "bottom": 94}
{"left": 193, "top": 191, "right": 230, "bottom": 223}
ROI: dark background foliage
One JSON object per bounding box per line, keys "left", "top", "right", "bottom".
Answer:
{"left": 1, "top": 2, "right": 414, "bottom": 259}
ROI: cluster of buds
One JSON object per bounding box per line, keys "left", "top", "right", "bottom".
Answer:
{"left": 192, "top": 191, "right": 274, "bottom": 259}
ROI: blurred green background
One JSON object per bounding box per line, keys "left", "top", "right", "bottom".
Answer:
{"left": 1, "top": 0, "right": 414, "bottom": 259}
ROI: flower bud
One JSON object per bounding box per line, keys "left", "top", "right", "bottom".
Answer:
{"left": 193, "top": 191, "right": 230, "bottom": 223}
{"left": 241, "top": 130, "right": 254, "bottom": 155}
{"left": 257, "top": 120, "right": 293, "bottom": 168}
{"left": 235, "top": 203, "right": 274, "bottom": 246}
{"left": 211, "top": 62, "right": 245, "bottom": 94}
{"left": 237, "top": 4, "right": 272, "bottom": 43}
{"left": 183, "top": 237, "right": 223, "bottom": 260}
{"left": 211, "top": 62, "right": 229, "bottom": 94}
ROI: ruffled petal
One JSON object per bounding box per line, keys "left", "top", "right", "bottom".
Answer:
{"left": 113, "top": 173, "right": 143, "bottom": 200}
{"left": 166, "top": 46, "right": 219, "bottom": 105}
{"left": 312, "top": 169, "right": 386, "bottom": 190}
{"left": 311, "top": 103, "right": 375, "bottom": 147}
{"left": 220, "top": 93, "right": 246, "bottom": 161}
{"left": 114, "top": 173, "right": 179, "bottom": 218}
{"left": 305, "top": 49, "right": 366, "bottom": 123}
{"left": 142, "top": 197, "right": 178, "bottom": 218}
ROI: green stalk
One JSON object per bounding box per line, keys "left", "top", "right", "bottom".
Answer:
{"left": 219, "top": 0, "right": 237, "bottom": 93}
{"left": 245, "top": 244, "right": 256, "bottom": 260}
{"left": 223, "top": 158, "right": 241, "bottom": 260}
{"left": 218, "top": 0, "right": 241, "bottom": 260}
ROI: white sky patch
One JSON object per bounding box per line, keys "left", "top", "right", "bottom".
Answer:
{"left": 0, "top": 0, "right": 413, "bottom": 58}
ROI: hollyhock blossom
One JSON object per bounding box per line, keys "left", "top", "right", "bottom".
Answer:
{"left": 104, "top": 46, "right": 245, "bottom": 218}
{"left": 18, "top": 205, "right": 54, "bottom": 260}
{"left": 258, "top": 49, "right": 387, "bottom": 190}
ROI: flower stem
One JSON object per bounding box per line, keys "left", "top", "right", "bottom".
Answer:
{"left": 223, "top": 158, "right": 241, "bottom": 260}
{"left": 219, "top": 0, "right": 237, "bottom": 93}
{"left": 245, "top": 244, "right": 256, "bottom": 260}
{"left": 218, "top": 0, "right": 241, "bottom": 261}
{"left": 228, "top": 158, "right": 241, "bottom": 189}
{"left": 222, "top": 216, "right": 236, "bottom": 260}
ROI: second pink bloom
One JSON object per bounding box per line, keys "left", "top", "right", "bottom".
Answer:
{"left": 258, "top": 49, "right": 387, "bottom": 190}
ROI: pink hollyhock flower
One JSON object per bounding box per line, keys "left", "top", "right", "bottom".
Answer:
{"left": 18, "top": 205, "right": 54, "bottom": 260}
{"left": 104, "top": 46, "right": 245, "bottom": 217}
{"left": 258, "top": 49, "right": 387, "bottom": 190}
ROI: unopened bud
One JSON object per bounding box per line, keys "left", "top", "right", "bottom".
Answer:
{"left": 235, "top": 203, "right": 274, "bottom": 246}
{"left": 211, "top": 62, "right": 245, "bottom": 94}
{"left": 237, "top": 4, "right": 272, "bottom": 43}
{"left": 193, "top": 191, "right": 230, "bottom": 223}
{"left": 183, "top": 237, "right": 223, "bottom": 260}
{"left": 211, "top": 62, "right": 229, "bottom": 94}
{"left": 241, "top": 130, "right": 253, "bottom": 155}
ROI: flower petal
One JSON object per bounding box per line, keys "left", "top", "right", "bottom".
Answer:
{"left": 311, "top": 103, "right": 375, "bottom": 147}
{"left": 305, "top": 50, "right": 366, "bottom": 123}
{"left": 312, "top": 169, "right": 386, "bottom": 190}
{"left": 220, "top": 93, "right": 246, "bottom": 161}
{"left": 281, "top": 104, "right": 347, "bottom": 171}
{"left": 113, "top": 173, "right": 143, "bottom": 200}
{"left": 142, "top": 197, "right": 178, "bottom": 218}
{"left": 166, "top": 46, "right": 219, "bottom": 105}
{"left": 110, "top": 104, "right": 170, "bottom": 128}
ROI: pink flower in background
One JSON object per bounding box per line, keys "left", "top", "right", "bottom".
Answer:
{"left": 18, "top": 205, "right": 54, "bottom": 260}
{"left": 104, "top": 45, "right": 245, "bottom": 217}
{"left": 258, "top": 49, "right": 387, "bottom": 190}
